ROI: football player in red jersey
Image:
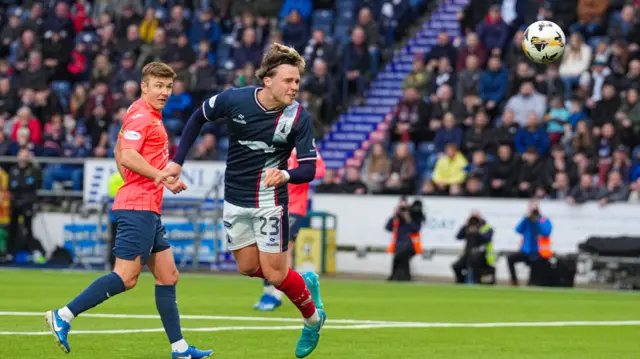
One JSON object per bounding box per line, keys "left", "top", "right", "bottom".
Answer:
{"left": 46, "top": 62, "right": 212, "bottom": 359}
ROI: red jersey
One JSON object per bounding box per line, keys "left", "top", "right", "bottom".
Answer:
{"left": 112, "top": 98, "right": 169, "bottom": 214}
{"left": 288, "top": 149, "right": 326, "bottom": 216}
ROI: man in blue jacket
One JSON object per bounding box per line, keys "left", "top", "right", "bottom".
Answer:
{"left": 507, "top": 203, "right": 553, "bottom": 286}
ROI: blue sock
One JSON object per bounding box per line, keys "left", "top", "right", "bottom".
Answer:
{"left": 155, "top": 285, "right": 183, "bottom": 344}
{"left": 66, "top": 272, "right": 125, "bottom": 316}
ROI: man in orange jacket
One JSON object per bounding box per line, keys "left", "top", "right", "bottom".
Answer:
{"left": 385, "top": 198, "right": 424, "bottom": 281}
{"left": 507, "top": 203, "right": 553, "bottom": 286}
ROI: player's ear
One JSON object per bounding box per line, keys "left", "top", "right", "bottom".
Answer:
{"left": 140, "top": 80, "right": 147, "bottom": 94}
{"left": 263, "top": 77, "right": 272, "bottom": 88}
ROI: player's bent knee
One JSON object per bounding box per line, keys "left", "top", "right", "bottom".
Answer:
{"left": 262, "top": 266, "right": 288, "bottom": 286}
{"left": 156, "top": 267, "right": 179, "bottom": 286}
{"left": 237, "top": 264, "right": 260, "bottom": 277}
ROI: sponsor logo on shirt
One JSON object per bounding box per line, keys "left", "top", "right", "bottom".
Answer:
{"left": 123, "top": 130, "right": 141, "bottom": 140}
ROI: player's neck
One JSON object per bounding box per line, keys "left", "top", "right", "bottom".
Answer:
{"left": 256, "top": 88, "right": 284, "bottom": 111}
{"left": 141, "top": 96, "right": 160, "bottom": 113}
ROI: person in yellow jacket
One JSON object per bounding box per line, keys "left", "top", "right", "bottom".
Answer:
{"left": 385, "top": 198, "right": 425, "bottom": 281}
{"left": 106, "top": 171, "right": 124, "bottom": 269}
{"left": 432, "top": 143, "right": 468, "bottom": 195}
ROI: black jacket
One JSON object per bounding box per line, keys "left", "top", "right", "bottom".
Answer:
{"left": 8, "top": 163, "right": 41, "bottom": 206}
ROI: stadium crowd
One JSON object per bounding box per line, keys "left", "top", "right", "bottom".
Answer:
{"left": 319, "top": 0, "right": 640, "bottom": 206}
{"left": 0, "top": 0, "right": 419, "bottom": 191}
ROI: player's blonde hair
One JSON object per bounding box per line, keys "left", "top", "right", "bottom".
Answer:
{"left": 141, "top": 62, "right": 176, "bottom": 82}
{"left": 255, "top": 43, "right": 306, "bottom": 83}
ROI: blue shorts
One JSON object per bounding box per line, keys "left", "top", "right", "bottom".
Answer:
{"left": 288, "top": 214, "right": 305, "bottom": 242}
{"left": 112, "top": 210, "right": 170, "bottom": 265}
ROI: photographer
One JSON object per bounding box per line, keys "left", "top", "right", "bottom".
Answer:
{"left": 7, "top": 149, "right": 41, "bottom": 261}
{"left": 452, "top": 212, "right": 496, "bottom": 284}
{"left": 507, "top": 202, "right": 553, "bottom": 286}
{"left": 385, "top": 198, "right": 425, "bottom": 281}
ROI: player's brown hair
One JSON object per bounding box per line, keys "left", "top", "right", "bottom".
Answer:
{"left": 141, "top": 62, "right": 176, "bottom": 82}
{"left": 255, "top": 43, "right": 306, "bottom": 83}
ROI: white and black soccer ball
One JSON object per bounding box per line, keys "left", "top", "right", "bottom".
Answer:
{"left": 521, "top": 21, "right": 566, "bottom": 64}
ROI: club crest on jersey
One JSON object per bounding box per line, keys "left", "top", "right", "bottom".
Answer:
{"left": 272, "top": 103, "right": 299, "bottom": 143}
{"left": 123, "top": 130, "right": 141, "bottom": 140}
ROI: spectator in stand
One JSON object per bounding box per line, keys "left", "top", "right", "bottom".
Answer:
{"left": 356, "top": 7, "right": 380, "bottom": 51}
{"left": 340, "top": 165, "right": 369, "bottom": 194}
{"left": 434, "top": 112, "right": 463, "bottom": 154}
{"left": 429, "top": 57, "right": 456, "bottom": 95}
{"left": 550, "top": 172, "right": 572, "bottom": 200}
{"left": 476, "top": 5, "right": 509, "bottom": 58}
{"left": 489, "top": 144, "right": 520, "bottom": 197}
{"left": 282, "top": 10, "right": 308, "bottom": 53}
{"left": 536, "top": 64, "right": 564, "bottom": 99}
{"left": 617, "top": 87, "right": 640, "bottom": 136}
{"left": 362, "top": 142, "right": 391, "bottom": 194}
{"left": 456, "top": 32, "right": 487, "bottom": 73}
{"left": 162, "top": 79, "right": 192, "bottom": 135}
{"left": 508, "top": 62, "right": 535, "bottom": 98}
{"left": 598, "top": 170, "right": 630, "bottom": 206}
{"left": 43, "top": 127, "right": 91, "bottom": 191}
{"left": 341, "top": 26, "right": 370, "bottom": 101}
{"left": 315, "top": 169, "right": 342, "bottom": 194}
{"left": 572, "top": 0, "right": 608, "bottom": 39}
{"left": 11, "top": 107, "right": 42, "bottom": 146}
{"left": 425, "top": 32, "right": 457, "bottom": 70}
{"left": 303, "top": 29, "right": 336, "bottom": 72}
{"left": 569, "top": 119, "right": 595, "bottom": 157}
{"left": 505, "top": 81, "right": 547, "bottom": 127}
{"left": 479, "top": 56, "right": 508, "bottom": 117}
{"left": 544, "top": 96, "right": 571, "bottom": 145}
{"left": 388, "top": 86, "right": 430, "bottom": 144}
{"left": 559, "top": 33, "right": 592, "bottom": 100}
{"left": 462, "top": 111, "right": 491, "bottom": 155}
{"left": 491, "top": 109, "right": 520, "bottom": 150}
{"left": 383, "top": 142, "right": 416, "bottom": 195}
{"left": 427, "top": 143, "right": 468, "bottom": 195}
{"left": 189, "top": 133, "right": 220, "bottom": 161}
{"left": 456, "top": 54, "right": 482, "bottom": 101}
{"left": 514, "top": 112, "right": 549, "bottom": 156}
{"left": 567, "top": 172, "right": 600, "bottom": 204}
{"left": 516, "top": 147, "right": 549, "bottom": 198}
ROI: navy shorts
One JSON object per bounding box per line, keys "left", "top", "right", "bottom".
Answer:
{"left": 112, "top": 210, "right": 170, "bottom": 265}
{"left": 289, "top": 214, "right": 305, "bottom": 242}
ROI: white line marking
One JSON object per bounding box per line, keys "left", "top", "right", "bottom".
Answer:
{"left": 0, "top": 312, "right": 387, "bottom": 324}
{"left": 3, "top": 321, "right": 640, "bottom": 336}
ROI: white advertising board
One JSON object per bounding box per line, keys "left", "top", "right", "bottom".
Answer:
{"left": 83, "top": 159, "right": 226, "bottom": 204}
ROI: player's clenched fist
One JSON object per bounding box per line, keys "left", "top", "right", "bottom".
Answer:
{"left": 164, "top": 177, "right": 188, "bottom": 194}
{"left": 155, "top": 162, "right": 183, "bottom": 186}
{"left": 263, "top": 168, "right": 287, "bottom": 188}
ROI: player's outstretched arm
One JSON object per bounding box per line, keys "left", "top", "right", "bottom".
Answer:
{"left": 114, "top": 138, "right": 127, "bottom": 179}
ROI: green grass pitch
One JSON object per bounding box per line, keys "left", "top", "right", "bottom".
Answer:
{"left": 1, "top": 268, "right": 639, "bottom": 358}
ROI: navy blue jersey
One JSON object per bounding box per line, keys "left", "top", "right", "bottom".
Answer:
{"left": 202, "top": 86, "right": 317, "bottom": 208}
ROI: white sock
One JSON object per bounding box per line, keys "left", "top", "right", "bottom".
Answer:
{"left": 303, "top": 310, "right": 320, "bottom": 327}
{"left": 272, "top": 289, "right": 283, "bottom": 301}
{"left": 171, "top": 339, "right": 189, "bottom": 353}
{"left": 264, "top": 284, "right": 275, "bottom": 295}
{"left": 58, "top": 307, "right": 75, "bottom": 323}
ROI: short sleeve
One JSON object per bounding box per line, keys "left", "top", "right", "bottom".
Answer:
{"left": 202, "top": 88, "right": 234, "bottom": 122}
{"left": 119, "top": 115, "right": 151, "bottom": 152}
{"left": 294, "top": 110, "right": 317, "bottom": 161}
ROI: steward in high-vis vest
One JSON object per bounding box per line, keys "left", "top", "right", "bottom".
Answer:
{"left": 385, "top": 199, "right": 425, "bottom": 281}
{"left": 107, "top": 171, "right": 124, "bottom": 269}
{"left": 451, "top": 213, "right": 496, "bottom": 284}
{"left": 507, "top": 204, "right": 553, "bottom": 286}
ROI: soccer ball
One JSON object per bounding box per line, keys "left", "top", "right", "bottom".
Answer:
{"left": 521, "top": 21, "right": 566, "bottom": 64}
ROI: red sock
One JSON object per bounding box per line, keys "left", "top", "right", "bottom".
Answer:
{"left": 276, "top": 269, "right": 317, "bottom": 318}
{"left": 249, "top": 267, "right": 265, "bottom": 278}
